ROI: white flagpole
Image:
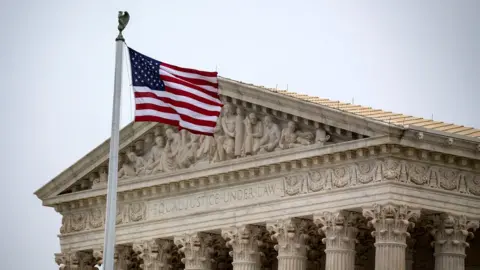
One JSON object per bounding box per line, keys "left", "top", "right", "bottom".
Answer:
{"left": 102, "top": 11, "right": 130, "bottom": 270}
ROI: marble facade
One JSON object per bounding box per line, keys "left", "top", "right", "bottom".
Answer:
{"left": 36, "top": 78, "right": 480, "bottom": 270}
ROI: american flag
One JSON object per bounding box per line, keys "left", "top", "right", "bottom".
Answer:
{"left": 128, "top": 47, "right": 223, "bottom": 135}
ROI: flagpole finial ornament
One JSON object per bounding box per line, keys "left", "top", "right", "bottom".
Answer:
{"left": 117, "top": 11, "right": 130, "bottom": 41}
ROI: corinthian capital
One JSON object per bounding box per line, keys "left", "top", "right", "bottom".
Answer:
{"left": 431, "top": 213, "right": 479, "bottom": 249}
{"left": 314, "top": 210, "right": 360, "bottom": 250}
{"left": 55, "top": 253, "right": 68, "bottom": 270}
{"left": 362, "top": 203, "right": 420, "bottom": 241}
{"left": 266, "top": 218, "right": 308, "bottom": 254}
{"left": 222, "top": 225, "right": 261, "bottom": 249}
{"left": 133, "top": 239, "right": 174, "bottom": 270}
{"left": 174, "top": 232, "right": 214, "bottom": 270}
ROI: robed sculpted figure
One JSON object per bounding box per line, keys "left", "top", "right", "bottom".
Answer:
{"left": 258, "top": 115, "right": 281, "bottom": 153}
{"left": 177, "top": 132, "right": 200, "bottom": 168}
{"left": 118, "top": 151, "right": 146, "bottom": 178}
{"left": 234, "top": 106, "right": 245, "bottom": 158}
{"left": 145, "top": 135, "right": 165, "bottom": 174}
{"left": 278, "top": 121, "right": 314, "bottom": 149}
{"left": 243, "top": 112, "right": 263, "bottom": 155}
{"left": 220, "top": 103, "right": 236, "bottom": 160}
{"left": 160, "top": 128, "right": 181, "bottom": 172}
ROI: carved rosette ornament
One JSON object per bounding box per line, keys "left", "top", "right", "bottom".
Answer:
{"left": 174, "top": 232, "right": 214, "bottom": 270}
{"left": 430, "top": 213, "right": 479, "bottom": 270}
{"left": 133, "top": 239, "right": 174, "bottom": 270}
{"left": 222, "top": 225, "right": 262, "bottom": 270}
{"left": 314, "top": 211, "right": 360, "bottom": 270}
{"left": 266, "top": 218, "right": 308, "bottom": 270}
{"left": 362, "top": 203, "right": 420, "bottom": 270}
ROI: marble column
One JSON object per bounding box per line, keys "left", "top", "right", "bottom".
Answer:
{"left": 405, "top": 238, "right": 416, "bottom": 270}
{"left": 133, "top": 239, "right": 174, "bottom": 270}
{"left": 222, "top": 225, "right": 262, "bottom": 270}
{"left": 362, "top": 203, "right": 420, "bottom": 270}
{"left": 431, "top": 213, "right": 479, "bottom": 270}
{"left": 174, "top": 232, "right": 214, "bottom": 270}
{"left": 266, "top": 218, "right": 308, "bottom": 270}
{"left": 314, "top": 211, "right": 359, "bottom": 270}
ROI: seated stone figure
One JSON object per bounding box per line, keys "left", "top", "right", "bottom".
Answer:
{"left": 145, "top": 135, "right": 165, "bottom": 174}
{"left": 118, "top": 150, "right": 146, "bottom": 179}
{"left": 279, "top": 121, "right": 314, "bottom": 149}
{"left": 258, "top": 115, "right": 281, "bottom": 153}
{"left": 177, "top": 133, "right": 200, "bottom": 169}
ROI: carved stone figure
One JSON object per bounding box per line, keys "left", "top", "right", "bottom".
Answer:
{"left": 118, "top": 154, "right": 136, "bottom": 179}
{"left": 146, "top": 135, "right": 165, "bottom": 174}
{"left": 315, "top": 127, "right": 330, "bottom": 146}
{"left": 119, "top": 151, "right": 146, "bottom": 178}
{"left": 243, "top": 112, "right": 264, "bottom": 156}
{"left": 258, "top": 115, "right": 281, "bottom": 153}
{"left": 177, "top": 133, "right": 200, "bottom": 169}
{"left": 234, "top": 106, "right": 245, "bottom": 158}
{"left": 219, "top": 103, "right": 236, "bottom": 160}
{"left": 196, "top": 135, "right": 215, "bottom": 163}
{"left": 279, "top": 121, "right": 313, "bottom": 149}
{"left": 160, "top": 128, "right": 181, "bottom": 172}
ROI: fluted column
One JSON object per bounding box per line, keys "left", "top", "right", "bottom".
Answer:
{"left": 362, "top": 203, "right": 420, "bottom": 270}
{"left": 175, "top": 232, "right": 213, "bottom": 270}
{"left": 405, "top": 238, "right": 415, "bottom": 270}
{"left": 314, "top": 211, "right": 359, "bottom": 270}
{"left": 222, "top": 225, "right": 262, "bottom": 270}
{"left": 133, "top": 239, "right": 174, "bottom": 270}
{"left": 431, "top": 213, "right": 479, "bottom": 270}
{"left": 266, "top": 218, "right": 308, "bottom": 270}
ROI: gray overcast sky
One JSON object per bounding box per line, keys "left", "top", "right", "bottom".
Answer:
{"left": 0, "top": 0, "right": 479, "bottom": 268}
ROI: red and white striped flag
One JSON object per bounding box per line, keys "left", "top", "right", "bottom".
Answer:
{"left": 128, "top": 47, "right": 223, "bottom": 135}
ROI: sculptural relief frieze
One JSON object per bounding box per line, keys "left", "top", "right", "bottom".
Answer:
{"left": 115, "top": 102, "right": 335, "bottom": 180}
{"left": 283, "top": 158, "right": 480, "bottom": 197}
{"left": 60, "top": 201, "right": 147, "bottom": 234}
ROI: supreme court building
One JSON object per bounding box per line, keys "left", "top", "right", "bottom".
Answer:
{"left": 36, "top": 78, "right": 480, "bottom": 270}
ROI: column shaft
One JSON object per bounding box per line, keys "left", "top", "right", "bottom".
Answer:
{"left": 374, "top": 242, "right": 406, "bottom": 270}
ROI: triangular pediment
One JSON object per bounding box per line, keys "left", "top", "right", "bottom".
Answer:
{"left": 35, "top": 77, "right": 480, "bottom": 204}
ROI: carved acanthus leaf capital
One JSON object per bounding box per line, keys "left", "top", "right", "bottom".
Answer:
{"left": 266, "top": 218, "right": 308, "bottom": 253}
{"left": 430, "top": 213, "right": 479, "bottom": 251}
{"left": 362, "top": 203, "right": 420, "bottom": 242}
{"left": 314, "top": 210, "right": 360, "bottom": 250}
{"left": 174, "top": 232, "right": 214, "bottom": 268}
{"left": 55, "top": 253, "right": 68, "bottom": 269}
